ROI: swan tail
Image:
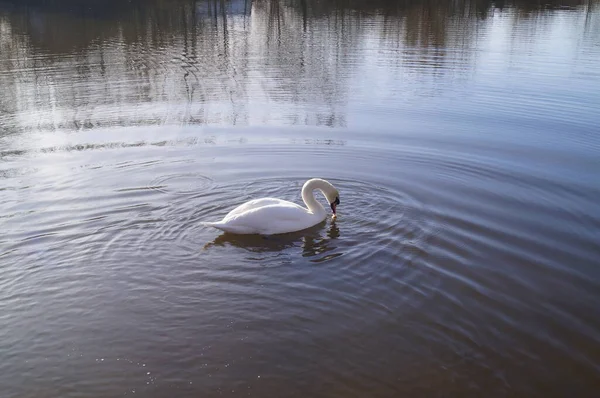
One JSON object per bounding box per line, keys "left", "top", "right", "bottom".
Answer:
{"left": 201, "top": 221, "right": 225, "bottom": 229}
{"left": 202, "top": 221, "right": 255, "bottom": 234}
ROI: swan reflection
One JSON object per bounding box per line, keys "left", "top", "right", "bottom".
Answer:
{"left": 300, "top": 220, "right": 342, "bottom": 262}
{"left": 204, "top": 220, "right": 342, "bottom": 262}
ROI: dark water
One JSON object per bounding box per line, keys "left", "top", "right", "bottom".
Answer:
{"left": 1, "top": 0, "right": 600, "bottom": 396}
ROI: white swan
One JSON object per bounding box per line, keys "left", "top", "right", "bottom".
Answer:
{"left": 202, "top": 178, "right": 340, "bottom": 235}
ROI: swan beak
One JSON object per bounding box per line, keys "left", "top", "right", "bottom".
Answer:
{"left": 330, "top": 196, "right": 340, "bottom": 215}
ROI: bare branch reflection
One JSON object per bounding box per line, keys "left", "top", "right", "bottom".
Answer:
{"left": 0, "top": 0, "right": 597, "bottom": 135}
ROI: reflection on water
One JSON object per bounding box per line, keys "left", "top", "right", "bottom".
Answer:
{"left": 204, "top": 220, "right": 340, "bottom": 263}
{"left": 1, "top": 0, "right": 598, "bottom": 134}
{"left": 1, "top": 1, "right": 600, "bottom": 397}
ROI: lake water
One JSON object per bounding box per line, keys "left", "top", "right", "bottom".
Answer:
{"left": 1, "top": 0, "right": 599, "bottom": 396}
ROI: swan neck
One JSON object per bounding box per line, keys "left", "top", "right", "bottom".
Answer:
{"left": 301, "top": 179, "right": 328, "bottom": 215}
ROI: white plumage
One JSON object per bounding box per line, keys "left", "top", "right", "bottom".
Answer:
{"left": 202, "top": 178, "right": 340, "bottom": 235}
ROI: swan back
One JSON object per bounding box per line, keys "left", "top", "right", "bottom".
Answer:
{"left": 205, "top": 201, "right": 323, "bottom": 235}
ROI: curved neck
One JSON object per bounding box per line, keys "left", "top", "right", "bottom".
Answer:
{"left": 301, "top": 179, "right": 329, "bottom": 215}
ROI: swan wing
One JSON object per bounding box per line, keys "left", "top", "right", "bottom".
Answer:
{"left": 207, "top": 202, "right": 322, "bottom": 235}
{"left": 223, "top": 198, "right": 290, "bottom": 220}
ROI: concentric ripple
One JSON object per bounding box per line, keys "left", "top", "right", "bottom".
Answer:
{"left": 180, "top": 174, "right": 445, "bottom": 316}
{"left": 1, "top": 0, "right": 600, "bottom": 396}
{"left": 148, "top": 173, "right": 215, "bottom": 195}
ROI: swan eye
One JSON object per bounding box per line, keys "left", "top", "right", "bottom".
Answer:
{"left": 334, "top": 196, "right": 340, "bottom": 205}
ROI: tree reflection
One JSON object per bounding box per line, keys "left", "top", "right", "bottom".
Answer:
{"left": 0, "top": 0, "right": 597, "bottom": 134}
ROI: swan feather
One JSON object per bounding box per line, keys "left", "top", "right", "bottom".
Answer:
{"left": 202, "top": 178, "right": 339, "bottom": 235}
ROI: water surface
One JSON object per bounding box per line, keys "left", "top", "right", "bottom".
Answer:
{"left": 1, "top": 0, "right": 600, "bottom": 396}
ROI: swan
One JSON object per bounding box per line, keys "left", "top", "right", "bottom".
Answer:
{"left": 202, "top": 178, "right": 340, "bottom": 235}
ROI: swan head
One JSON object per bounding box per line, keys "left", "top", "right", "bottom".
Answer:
{"left": 316, "top": 180, "right": 339, "bottom": 216}
{"left": 329, "top": 194, "right": 340, "bottom": 216}
{"left": 322, "top": 185, "right": 340, "bottom": 216}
